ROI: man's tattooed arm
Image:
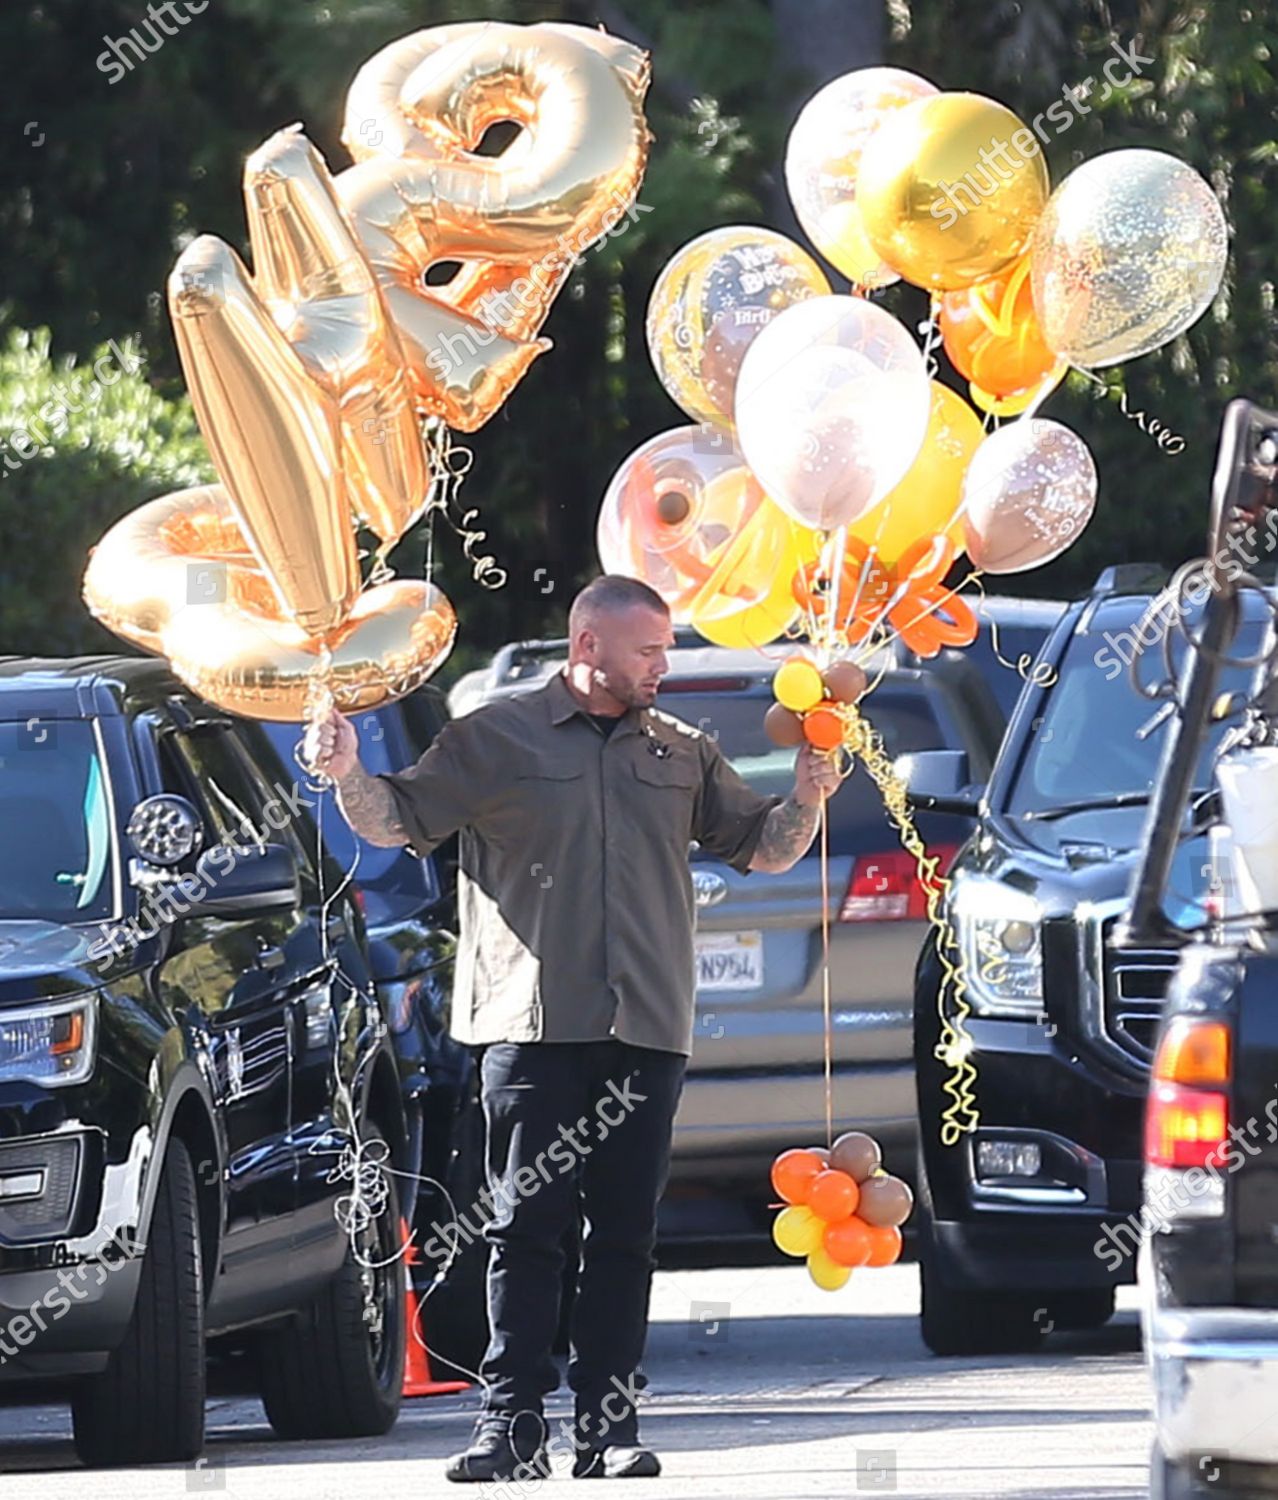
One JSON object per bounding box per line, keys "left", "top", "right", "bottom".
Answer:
{"left": 334, "top": 763, "right": 409, "bottom": 848}
{"left": 749, "top": 796, "right": 822, "bottom": 874}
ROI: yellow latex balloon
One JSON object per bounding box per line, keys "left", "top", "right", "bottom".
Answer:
{"left": 807, "top": 1246, "right": 853, "bottom": 1291}
{"left": 857, "top": 92, "right": 1050, "bottom": 292}
{"left": 774, "top": 657, "right": 825, "bottom": 713}
{"left": 647, "top": 226, "right": 830, "bottom": 427}
{"left": 846, "top": 381, "right": 984, "bottom": 568}
{"left": 772, "top": 1205, "right": 826, "bottom": 1259}
{"left": 690, "top": 494, "right": 820, "bottom": 649}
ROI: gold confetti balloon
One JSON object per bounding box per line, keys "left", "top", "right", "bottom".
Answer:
{"left": 785, "top": 66, "right": 938, "bottom": 289}
{"left": 646, "top": 226, "right": 831, "bottom": 427}
{"left": 1030, "top": 149, "right": 1228, "bottom": 368}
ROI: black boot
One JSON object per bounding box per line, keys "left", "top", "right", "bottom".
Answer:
{"left": 445, "top": 1413, "right": 551, "bottom": 1483}
{"left": 572, "top": 1444, "right": 662, "bottom": 1479}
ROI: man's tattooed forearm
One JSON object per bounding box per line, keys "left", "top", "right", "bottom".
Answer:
{"left": 752, "top": 796, "right": 821, "bottom": 872}
{"left": 334, "top": 764, "right": 407, "bottom": 848}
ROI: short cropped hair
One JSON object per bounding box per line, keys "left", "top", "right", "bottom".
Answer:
{"left": 569, "top": 575, "right": 669, "bottom": 636}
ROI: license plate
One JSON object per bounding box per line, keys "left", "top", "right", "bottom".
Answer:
{"left": 695, "top": 930, "right": 764, "bottom": 990}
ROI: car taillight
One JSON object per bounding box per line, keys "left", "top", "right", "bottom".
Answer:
{"left": 839, "top": 845, "right": 959, "bottom": 922}
{"left": 1145, "top": 1019, "right": 1231, "bottom": 1169}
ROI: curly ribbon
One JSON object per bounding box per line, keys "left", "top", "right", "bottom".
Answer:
{"left": 838, "top": 701, "right": 980, "bottom": 1145}
{"left": 1079, "top": 369, "right": 1188, "bottom": 455}
{"left": 966, "top": 574, "right": 1059, "bottom": 689}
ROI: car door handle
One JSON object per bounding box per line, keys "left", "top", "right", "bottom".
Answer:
{"left": 255, "top": 944, "right": 286, "bottom": 971}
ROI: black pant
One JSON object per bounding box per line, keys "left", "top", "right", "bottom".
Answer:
{"left": 477, "top": 1039, "right": 686, "bottom": 1445}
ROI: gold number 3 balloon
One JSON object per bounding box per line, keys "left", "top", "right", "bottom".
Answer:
{"left": 83, "top": 22, "right": 652, "bottom": 719}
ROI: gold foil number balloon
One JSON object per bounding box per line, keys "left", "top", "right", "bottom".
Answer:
{"left": 785, "top": 67, "right": 938, "bottom": 289}
{"left": 646, "top": 227, "right": 830, "bottom": 427}
{"left": 1030, "top": 149, "right": 1228, "bottom": 368}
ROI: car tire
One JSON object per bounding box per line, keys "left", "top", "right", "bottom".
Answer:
{"left": 916, "top": 1151, "right": 1048, "bottom": 1357}
{"left": 258, "top": 1124, "right": 404, "bottom": 1440}
{"left": 71, "top": 1137, "right": 206, "bottom": 1467}
{"left": 1050, "top": 1287, "right": 1116, "bottom": 1331}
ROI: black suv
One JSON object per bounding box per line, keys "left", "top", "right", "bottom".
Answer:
{"left": 909, "top": 568, "right": 1270, "bottom": 1356}
{"left": 0, "top": 655, "right": 411, "bottom": 1466}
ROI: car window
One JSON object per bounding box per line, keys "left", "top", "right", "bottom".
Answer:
{"left": 668, "top": 686, "right": 949, "bottom": 852}
{"left": 959, "top": 624, "right": 1057, "bottom": 720}
{"left": 1005, "top": 600, "right": 1268, "bottom": 816}
{"left": 0, "top": 719, "right": 116, "bottom": 922}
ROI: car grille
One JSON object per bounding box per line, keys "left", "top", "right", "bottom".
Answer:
{"left": 1102, "top": 939, "right": 1179, "bottom": 1069}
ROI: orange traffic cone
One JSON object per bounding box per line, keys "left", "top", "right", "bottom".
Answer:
{"left": 401, "top": 1219, "right": 470, "bottom": 1398}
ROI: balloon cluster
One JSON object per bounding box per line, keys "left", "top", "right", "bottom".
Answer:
{"left": 771, "top": 1133, "right": 912, "bottom": 1291}
{"left": 599, "top": 64, "right": 1228, "bottom": 663}
{"left": 766, "top": 654, "right": 868, "bottom": 752}
{"left": 84, "top": 22, "right": 652, "bottom": 719}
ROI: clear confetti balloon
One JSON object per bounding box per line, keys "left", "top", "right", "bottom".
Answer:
{"left": 646, "top": 227, "right": 831, "bottom": 426}
{"left": 596, "top": 424, "right": 818, "bottom": 644}
{"left": 785, "top": 66, "right": 938, "bottom": 289}
{"left": 734, "top": 295, "right": 931, "bottom": 532}
{"left": 962, "top": 418, "right": 1097, "bottom": 574}
{"left": 1030, "top": 149, "right": 1229, "bottom": 368}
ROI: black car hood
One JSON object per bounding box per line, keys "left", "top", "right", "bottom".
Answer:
{"left": 0, "top": 920, "right": 121, "bottom": 1004}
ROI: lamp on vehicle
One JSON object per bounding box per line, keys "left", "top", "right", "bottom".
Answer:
{"left": 976, "top": 1141, "right": 1043, "bottom": 1178}
{"left": 951, "top": 875, "right": 1044, "bottom": 1015}
{"left": 0, "top": 995, "right": 97, "bottom": 1087}
{"left": 127, "top": 793, "right": 203, "bottom": 867}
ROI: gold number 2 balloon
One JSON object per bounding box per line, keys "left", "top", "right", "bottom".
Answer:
{"left": 83, "top": 22, "right": 651, "bottom": 720}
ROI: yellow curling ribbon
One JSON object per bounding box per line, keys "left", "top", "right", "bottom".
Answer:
{"left": 837, "top": 701, "right": 980, "bottom": 1145}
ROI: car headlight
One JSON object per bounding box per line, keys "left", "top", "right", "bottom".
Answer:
{"left": 0, "top": 994, "right": 98, "bottom": 1086}
{"left": 951, "top": 877, "right": 1043, "bottom": 1016}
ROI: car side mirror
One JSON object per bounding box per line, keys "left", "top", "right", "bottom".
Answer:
{"left": 894, "top": 750, "right": 984, "bottom": 816}
{"left": 180, "top": 843, "right": 300, "bottom": 919}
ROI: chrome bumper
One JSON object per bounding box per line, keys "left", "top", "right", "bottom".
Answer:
{"left": 1148, "top": 1303, "right": 1278, "bottom": 1466}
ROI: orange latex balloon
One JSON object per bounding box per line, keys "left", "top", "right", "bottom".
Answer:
{"left": 823, "top": 1215, "right": 873, "bottom": 1268}
{"left": 940, "top": 255, "right": 1065, "bottom": 415}
{"left": 807, "top": 1169, "right": 860, "bottom": 1224}
{"left": 771, "top": 1148, "right": 828, "bottom": 1206}
{"left": 864, "top": 1224, "right": 904, "bottom": 1268}
{"left": 803, "top": 705, "right": 846, "bottom": 752}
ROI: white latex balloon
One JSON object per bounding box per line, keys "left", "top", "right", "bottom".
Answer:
{"left": 734, "top": 295, "right": 930, "bottom": 531}
{"left": 962, "top": 419, "right": 1097, "bottom": 573}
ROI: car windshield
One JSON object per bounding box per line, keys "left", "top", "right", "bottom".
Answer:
{"left": 1005, "top": 598, "right": 1269, "bottom": 819}
{"left": 0, "top": 720, "right": 116, "bottom": 922}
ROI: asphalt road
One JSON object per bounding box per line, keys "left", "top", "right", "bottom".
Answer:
{"left": 0, "top": 1263, "right": 1150, "bottom": 1500}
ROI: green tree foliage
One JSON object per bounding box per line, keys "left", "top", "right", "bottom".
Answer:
{"left": 0, "top": 327, "right": 211, "bottom": 653}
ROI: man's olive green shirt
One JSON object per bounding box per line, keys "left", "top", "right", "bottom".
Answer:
{"left": 379, "top": 672, "right": 780, "bottom": 1056}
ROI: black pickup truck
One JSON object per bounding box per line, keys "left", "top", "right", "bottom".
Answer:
{"left": 1111, "top": 400, "right": 1278, "bottom": 1500}
{"left": 0, "top": 656, "right": 413, "bottom": 1466}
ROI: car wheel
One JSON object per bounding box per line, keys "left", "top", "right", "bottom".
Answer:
{"left": 916, "top": 1151, "right": 1048, "bottom": 1357}
{"left": 415, "top": 1088, "right": 489, "bottom": 1378}
{"left": 71, "top": 1137, "right": 206, "bottom": 1467}
{"left": 258, "top": 1123, "right": 404, "bottom": 1440}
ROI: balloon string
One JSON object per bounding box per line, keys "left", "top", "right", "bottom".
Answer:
{"left": 966, "top": 575, "right": 1059, "bottom": 687}
{"left": 819, "top": 791, "right": 833, "bottom": 1152}
{"left": 1075, "top": 367, "right": 1188, "bottom": 455}
{"left": 838, "top": 702, "right": 979, "bottom": 1144}
{"left": 857, "top": 567, "right": 981, "bottom": 662}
